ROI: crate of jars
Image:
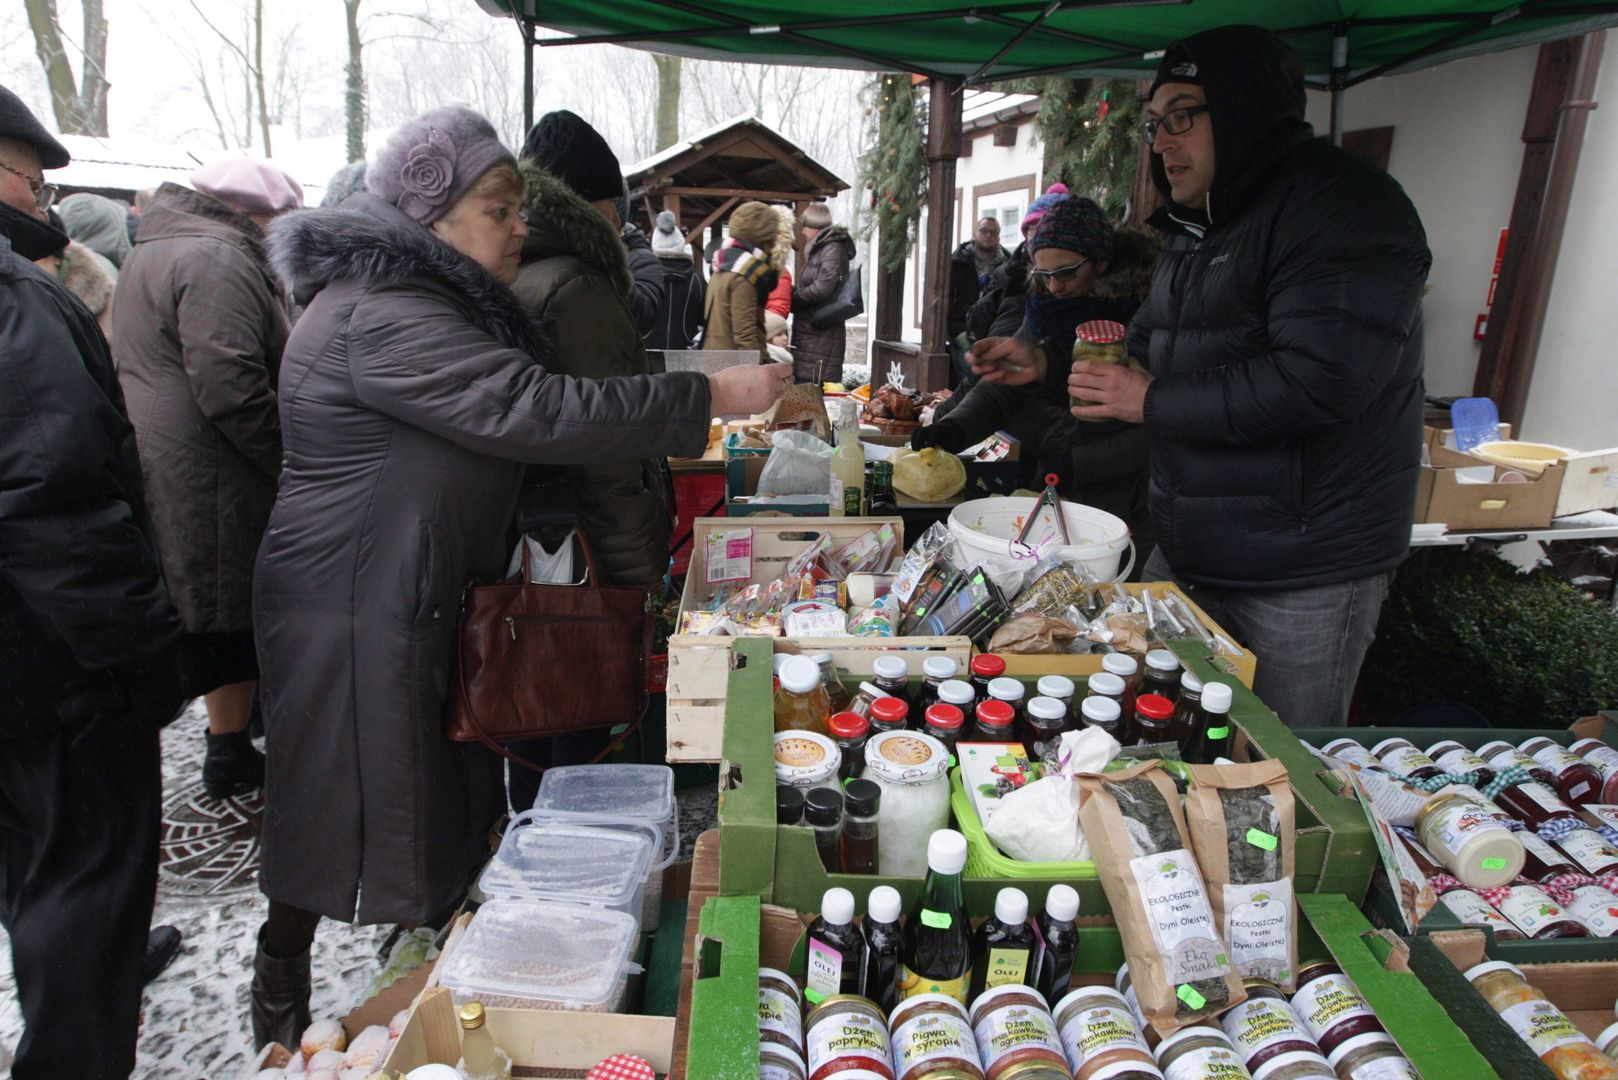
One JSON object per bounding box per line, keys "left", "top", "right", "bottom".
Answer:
{"left": 681, "top": 858, "right": 1500, "bottom": 1078}
{"left": 1296, "top": 718, "right": 1618, "bottom": 959}
{"left": 718, "top": 628, "right": 1380, "bottom": 915}
{"left": 1402, "top": 923, "right": 1618, "bottom": 1080}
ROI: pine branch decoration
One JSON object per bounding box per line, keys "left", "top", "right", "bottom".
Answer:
{"left": 1034, "top": 77, "right": 1143, "bottom": 220}
{"left": 858, "top": 74, "right": 927, "bottom": 272}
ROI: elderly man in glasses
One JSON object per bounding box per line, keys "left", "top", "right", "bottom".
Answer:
{"left": 972, "top": 25, "right": 1431, "bottom": 730}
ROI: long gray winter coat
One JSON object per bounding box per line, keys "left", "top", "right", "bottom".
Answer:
{"left": 113, "top": 183, "right": 287, "bottom": 633}
{"left": 255, "top": 193, "right": 710, "bottom": 924}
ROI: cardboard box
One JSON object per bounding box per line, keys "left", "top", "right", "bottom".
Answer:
{"left": 717, "top": 636, "right": 1378, "bottom": 913}
{"left": 1429, "top": 425, "right": 1618, "bottom": 517}
{"left": 1418, "top": 437, "right": 1563, "bottom": 530}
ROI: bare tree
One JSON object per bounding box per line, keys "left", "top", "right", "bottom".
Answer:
{"left": 252, "top": 0, "right": 271, "bottom": 155}
{"left": 344, "top": 0, "right": 365, "bottom": 162}
{"left": 23, "top": 0, "right": 109, "bottom": 135}
{"left": 653, "top": 53, "right": 681, "bottom": 151}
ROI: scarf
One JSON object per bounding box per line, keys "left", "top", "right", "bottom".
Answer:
{"left": 712, "top": 237, "right": 779, "bottom": 304}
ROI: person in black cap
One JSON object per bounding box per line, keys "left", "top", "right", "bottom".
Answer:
{"left": 971, "top": 25, "right": 1431, "bottom": 729}
{"left": 0, "top": 83, "right": 189, "bottom": 1078}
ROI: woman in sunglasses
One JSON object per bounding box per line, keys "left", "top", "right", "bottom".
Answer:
{"left": 913, "top": 195, "right": 1159, "bottom": 571}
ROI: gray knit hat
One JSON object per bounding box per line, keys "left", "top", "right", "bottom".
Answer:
{"left": 367, "top": 106, "right": 514, "bottom": 226}
{"left": 651, "top": 209, "right": 687, "bottom": 255}
{"left": 58, "top": 192, "right": 133, "bottom": 267}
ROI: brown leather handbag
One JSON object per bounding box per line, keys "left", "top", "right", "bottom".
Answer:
{"left": 445, "top": 533, "right": 651, "bottom": 765}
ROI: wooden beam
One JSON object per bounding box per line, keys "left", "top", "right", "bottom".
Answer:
{"left": 656, "top": 185, "right": 841, "bottom": 203}
{"left": 1129, "top": 81, "right": 1160, "bottom": 229}
{"left": 684, "top": 195, "right": 741, "bottom": 247}
{"left": 920, "top": 78, "right": 963, "bottom": 393}
{"left": 1474, "top": 32, "right": 1605, "bottom": 434}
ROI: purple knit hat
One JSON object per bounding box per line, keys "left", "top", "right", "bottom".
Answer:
{"left": 191, "top": 158, "right": 304, "bottom": 215}
{"left": 1020, "top": 181, "right": 1069, "bottom": 238}
{"left": 368, "top": 106, "right": 515, "bottom": 226}
{"left": 1029, "top": 194, "right": 1114, "bottom": 263}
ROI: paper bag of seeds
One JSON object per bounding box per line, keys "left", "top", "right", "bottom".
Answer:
{"left": 1076, "top": 760, "right": 1244, "bottom": 1034}
{"left": 1186, "top": 761, "right": 1297, "bottom": 991}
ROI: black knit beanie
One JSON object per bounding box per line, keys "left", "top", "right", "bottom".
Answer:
{"left": 519, "top": 109, "right": 623, "bottom": 203}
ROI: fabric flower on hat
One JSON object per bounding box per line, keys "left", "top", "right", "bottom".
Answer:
{"left": 398, "top": 126, "right": 457, "bottom": 222}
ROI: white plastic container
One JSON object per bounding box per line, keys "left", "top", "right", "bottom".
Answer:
{"left": 864, "top": 730, "right": 951, "bottom": 877}
{"left": 477, "top": 819, "right": 655, "bottom": 928}
{"left": 530, "top": 764, "right": 679, "bottom": 930}
{"left": 435, "top": 898, "right": 641, "bottom": 1013}
{"left": 948, "top": 496, "right": 1134, "bottom": 586}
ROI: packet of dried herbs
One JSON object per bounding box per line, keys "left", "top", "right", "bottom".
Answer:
{"left": 1076, "top": 760, "right": 1244, "bottom": 1035}
{"left": 1186, "top": 761, "right": 1297, "bottom": 991}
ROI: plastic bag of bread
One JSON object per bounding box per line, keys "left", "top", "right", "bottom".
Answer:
{"left": 892, "top": 447, "right": 966, "bottom": 503}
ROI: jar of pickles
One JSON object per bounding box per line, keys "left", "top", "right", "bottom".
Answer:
{"left": 1465, "top": 961, "right": 1618, "bottom": 1080}
{"left": 1521, "top": 737, "right": 1605, "bottom": 806}
{"left": 1071, "top": 320, "right": 1129, "bottom": 419}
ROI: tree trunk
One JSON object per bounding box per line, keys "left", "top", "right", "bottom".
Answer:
{"left": 253, "top": 0, "right": 272, "bottom": 156}
{"left": 23, "top": 0, "right": 89, "bottom": 135}
{"left": 653, "top": 53, "right": 681, "bottom": 151}
{"left": 344, "top": 0, "right": 365, "bottom": 162}
{"left": 79, "top": 0, "right": 109, "bottom": 135}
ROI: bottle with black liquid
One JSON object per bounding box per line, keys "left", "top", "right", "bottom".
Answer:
{"left": 861, "top": 884, "right": 904, "bottom": 1011}
{"left": 840, "top": 779, "right": 881, "bottom": 875}
{"left": 805, "top": 887, "right": 866, "bottom": 1004}
{"left": 804, "top": 787, "right": 843, "bottom": 873}
{"left": 1183, "top": 683, "right": 1234, "bottom": 764}
{"left": 898, "top": 829, "right": 972, "bottom": 1004}
{"left": 968, "top": 887, "right": 1034, "bottom": 999}
{"left": 1032, "top": 884, "right": 1080, "bottom": 1008}
{"left": 776, "top": 784, "right": 805, "bottom": 827}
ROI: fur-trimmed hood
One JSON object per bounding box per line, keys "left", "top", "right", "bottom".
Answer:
{"left": 267, "top": 191, "right": 543, "bottom": 355}
{"left": 1025, "top": 225, "right": 1161, "bottom": 304}
{"left": 53, "top": 239, "right": 117, "bottom": 316}
{"left": 517, "top": 163, "right": 631, "bottom": 295}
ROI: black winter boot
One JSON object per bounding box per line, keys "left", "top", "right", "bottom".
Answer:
{"left": 250, "top": 926, "right": 311, "bottom": 1051}
{"left": 203, "top": 730, "right": 264, "bottom": 800}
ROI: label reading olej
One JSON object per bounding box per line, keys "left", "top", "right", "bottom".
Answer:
{"left": 806, "top": 938, "right": 845, "bottom": 1004}
{"left": 1129, "top": 848, "right": 1230, "bottom": 984}
{"left": 1224, "top": 879, "right": 1293, "bottom": 985}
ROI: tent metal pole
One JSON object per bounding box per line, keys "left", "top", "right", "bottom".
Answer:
{"left": 1330, "top": 27, "right": 1348, "bottom": 145}
{"left": 522, "top": 15, "right": 536, "bottom": 134}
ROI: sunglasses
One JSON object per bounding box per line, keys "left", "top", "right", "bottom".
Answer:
{"left": 1029, "top": 257, "right": 1091, "bottom": 285}
{"left": 0, "top": 161, "right": 58, "bottom": 212}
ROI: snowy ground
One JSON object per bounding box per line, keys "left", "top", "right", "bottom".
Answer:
{"left": 0, "top": 703, "right": 717, "bottom": 1079}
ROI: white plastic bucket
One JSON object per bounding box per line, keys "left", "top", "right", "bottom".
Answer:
{"left": 948, "top": 496, "right": 1134, "bottom": 589}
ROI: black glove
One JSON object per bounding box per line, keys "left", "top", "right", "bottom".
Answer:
{"left": 911, "top": 421, "right": 969, "bottom": 453}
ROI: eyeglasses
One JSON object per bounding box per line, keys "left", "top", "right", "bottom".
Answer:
{"left": 0, "top": 161, "right": 58, "bottom": 212}
{"left": 1029, "top": 257, "right": 1090, "bottom": 285}
{"left": 1141, "top": 104, "right": 1212, "bottom": 145}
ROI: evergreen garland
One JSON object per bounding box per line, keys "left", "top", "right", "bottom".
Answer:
{"left": 858, "top": 74, "right": 927, "bottom": 272}
{"left": 1034, "top": 77, "right": 1144, "bottom": 220}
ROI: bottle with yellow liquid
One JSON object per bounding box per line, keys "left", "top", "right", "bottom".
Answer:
{"left": 456, "top": 1001, "right": 512, "bottom": 1080}
{"left": 773, "top": 655, "right": 831, "bottom": 735}
{"left": 828, "top": 399, "right": 865, "bottom": 517}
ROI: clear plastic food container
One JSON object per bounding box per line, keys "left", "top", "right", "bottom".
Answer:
{"left": 436, "top": 898, "right": 641, "bottom": 1013}
{"left": 477, "top": 819, "right": 655, "bottom": 928}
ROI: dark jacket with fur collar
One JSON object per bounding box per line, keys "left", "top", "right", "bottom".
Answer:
{"left": 510, "top": 164, "right": 673, "bottom": 586}
{"left": 253, "top": 192, "right": 709, "bottom": 924}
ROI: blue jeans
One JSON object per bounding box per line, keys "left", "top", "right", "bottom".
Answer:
{"left": 1143, "top": 549, "right": 1391, "bottom": 729}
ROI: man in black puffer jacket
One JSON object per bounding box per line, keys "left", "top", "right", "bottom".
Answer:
{"left": 971, "top": 25, "right": 1430, "bottom": 728}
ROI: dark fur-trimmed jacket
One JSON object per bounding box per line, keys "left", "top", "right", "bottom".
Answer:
{"left": 253, "top": 192, "right": 709, "bottom": 925}
{"left": 510, "top": 165, "right": 675, "bottom": 586}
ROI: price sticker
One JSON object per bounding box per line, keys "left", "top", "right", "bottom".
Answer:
{"left": 920, "top": 908, "right": 953, "bottom": 930}
{"left": 1246, "top": 828, "right": 1278, "bottom": 851}
{"left": 1177, "top": 984, "right": 1206, "bottom": 1010}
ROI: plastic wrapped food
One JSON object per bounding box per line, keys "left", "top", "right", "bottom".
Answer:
{"left": 1012, "top": 562, "right": 1096, "bottom": 617}
{"left": 987, "top": 613, "right": 1080, "bottom": 655}
{"left": 893, "top": 447, "right": 967, "bottom": 503}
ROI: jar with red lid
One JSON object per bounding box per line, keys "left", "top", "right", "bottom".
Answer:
{"left": 1132, "top": 694, "right": 1175, "bottom": 747}
{"left": 1550, "top": 827, "right": 1618, "bottom": 878}
{"left": 1370, "top": 737, "right": 1446, "bottom": 782}
{"left": 925, "top": 703, "right": 965, "bottom": 760}
{"left": 1478, "top": 741, "right": 1557, "bottom": 786}
{"left": 805, "top": 995, "right": 896, "bottom": 1080}
{"left": 1289, "top": 965, "right": 1385, "bottom": 1056}
{"left": 1490, "top": 779, "right": 1581, "bottom": 831}
{"left": 872, "top": 655, "right": 913, "bottom": 718}
{"left": 974, "top": 699, "right": 1017, "bottom": 743}
{"left": 1570, "top": 738, "right": 1618, "bottom": 803}
{"left": 971, "top": 655, "right": 1007, "bottom": 700}
{"left": 1489, "top": 883, "right": 1590, "bottom": 939}
{"left": 829, "top": 712, "right": 871, "bottom": 782}
{"left": 1520, "top": 737, "right": 1605, "bottom": 806}
{"left": 1426, "top": 740, "right": 1497, "bottom": 782}
{"left": 870, "top": 696, "right": 910, "bottom": 735}
{"left": 1071, "top": 321, "right": 1129, "bottom": 417}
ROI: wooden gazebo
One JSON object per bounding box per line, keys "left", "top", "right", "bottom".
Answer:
{"left": 624, "top": 115, "right": 847, "bottom": 262}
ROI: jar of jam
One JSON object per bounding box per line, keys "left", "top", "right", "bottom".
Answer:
{"left": 873, "top": 655, "right": 913, "bottom": 719}
{"left": 925, "top": 703, "right": 965, "bottom": 761}
{"left": 1087, "top": 1064, "right": 1164, "bottom": 1080}
{"left": 762, "top": 1044, "right": 810, "bottom": 1080}
{"left": 1478, "top": 741, "right": 1557, "bottom": 786}
{"left": 1426, "top": 740, "right": 1497, "bottom": 782}
{"left": 1249, "top": 1052, "right": 1334, "bottom": 1080}
{"left": 1436, "top": 887, "right": 1526, "bottom": 940}
{"left": 1172, "top": 672, "right": 1203, "bottom": 748}
{"left": 871, "top": 696, "right": 910, "bottom": 735}
{"left": 1517, "top": 830, "right": 1584, "bottom": 882}
{"left": 974, "top": 699, "right": 1017, "bottom": 743}
{"left": 1080, "top": 696, "right": 1124, "bottom": 743}
{"left": 809, "top": 652, "right": 854, "bottom": 714}
{"left": 1038, "top": 675, "right": 1077, "bottom": 715}
{"left": 829, "top": 712, "right": 871, "bottom": 782}
{"left": 1564, "top": 883, "right": 1618, "bottom": 938}
{"left": 919, "top": 656, "right": 960, "bottom": 715}
{"left": 939, "top": 679, "right": 976, "bottom": 715}
{"left": 1324, "top": 1035, "right": 1419, "bottom": 1080}
{"left": 1290, "top": 965, "right": 1385, "bottom": 1056}
{"left": 1053, "top": 986, "right": 1154, "bottom": 1079}
{"left": 1489, "top": 883, "right": 1590, "bottom": 939}
{"left": 989, "top": 677, "right": 1027, "bottom": 730}
{"left": 1521, "top": 737, "right": 1605, "bottom": 806}
{"left": 1113, "top": 964, "right": 1148, "bottom": 1031}
{"left": 805, "top": 994, "right": 896, "bottom": 1080}
{"left": 760, "top": 967, "right": 806, "bottom": 1057}
{"left": 1133, "top": 694, "right": 1176, "bottom": 748}
{"left": 1152, "top": 1026, "right": 1243, "bottom": 1080}
{"left": 1490, "top": 779, "right": 1581, "bottom": 831}
{"left": 1318, "top": 739, "right": 1386, "bottom": 773}
{"left": 1142, "top": 649, "right": 1181, "bottom": 704}
{"left": 1370, "top": 738, "right": 1445, "bottom": 782}
{"left": 888, "top": 993, "right": 984, "bottom": 1080}
{"left": 972, "top": 654, "right": 1008, "bottom": 700}
{"left": 1101, "top": 651, "right": 1139, "bottom": 693}
{"left": 1465, "top": 961, "right": 1618, "bottom": 1080}
{"left": 1023, "top": 697, "right": 1068, "bottom": 764}
{"left": 1551, "top": 827, "right": 1618, "bottom": 878}
{"left": 1570, "top": 738, "right": 1618, "bottom": 803}
{"left": 1414, "top": 791, "right": 1525, "bottom": 888}
{"left": 970, "top": 985, "right": 1070, "bottom": 1080}
{"left": 1219, "top": 981, "right": 1323, "bottom": 1073}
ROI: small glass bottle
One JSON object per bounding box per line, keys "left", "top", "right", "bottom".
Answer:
{"left": 987, "top": 677, "right": 1026, "bottom": 733}
{"left": 973, "top": 699, "right": 1017, "bottom": 743}
{"left": 1085, "top": 671, "right": 1129, "bottom": 722}
{"left": 1033, "top": 883, "right": 1080, "bottom": 1008}
{"left": 1172, "top": 669, "right": 1203, "bottom": 747}
{"left": 1101, "top": 652, "right": 1140, "bottom": 714}
{"left": 777, "top": 784, "right": 805, "bottom": 827}
{"left": 1142, "top": 648, "right": 1181, "bottom": 704}
{"left": 1022, "top": 696, "right": 1067, "bottom": 764}
{"left": 829, "top": 711, "right": 870, "bottom": 782}
{"left": 804, "top": 786, "right": 844, "bottom": 873}
{"left": 970, "top": 654, "right": 1007, "bottom": 701}
{"left": 862, "top": 884, "right": 904, "bottom": 1013}
{"left": 807, "top": 652, "right": 853, "bottom": 714}
{"left": 869, "top": 695, "right": 909, "bottom": 735}
{"left": 840, "top": 778, "right": 881, "bottom": 875}
{"left": 1080, "top": 695, "right": 1124, "bottom": 743}
{"left": 937, "top": 678, "right": 975, "bottom": 715}
{"left": 924, "top": 702, "right": 965, "bottom": 761}
{"left": 1132, "top": 693, "right": 1176, "bottom": 748}
{"left": 872, "top": 655, "right": 912, "bottom": 718}
{"left": 1037, "top": 675, "right": 1076, "bottom": 721}
{"left": 1183, "top": 683, "right": 1234, "bottom": 764}
{"left": 806, "top": 887, "right": 867, "bottom": 1003}
{"left": 968, "top": 886, "right": 1033, "bottom": 999}
{"left": 919, "top": 656, "right": 960, "bottom": 716}
{"left": 457, "top": 1001, "right": 513, "bottom": 1080}
{"left": 774, "top": 655, "right": 831, "bottom": 735}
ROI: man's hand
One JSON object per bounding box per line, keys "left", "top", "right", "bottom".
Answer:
{"left": 708, "top": 362, "right": 793, "bottom": 418}
{"left": 1069, "top": 358, "right": 1154, "bottom": 424}
{"left": 967, "top": 337, "right": 1046, "bottom": 386}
